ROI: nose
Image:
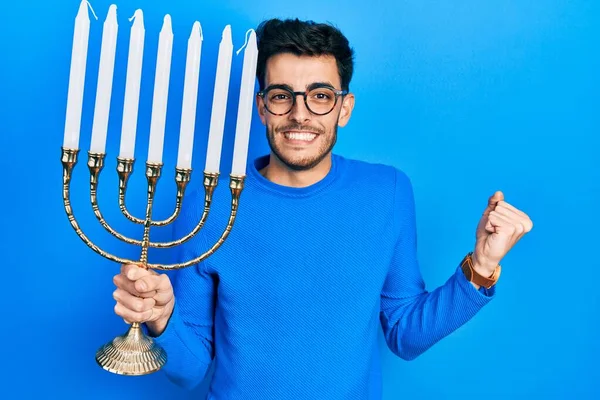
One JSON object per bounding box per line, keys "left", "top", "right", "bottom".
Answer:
{"left": 288, "top": 94, "right": 311, "bottom": 124}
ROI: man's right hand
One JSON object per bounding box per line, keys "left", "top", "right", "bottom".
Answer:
{"left": 113, "top": 263, "right": 175, "bottom": 337}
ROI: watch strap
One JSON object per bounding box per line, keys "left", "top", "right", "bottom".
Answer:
{"left": 461, "top": 252, "right": 501, "bottom": 289}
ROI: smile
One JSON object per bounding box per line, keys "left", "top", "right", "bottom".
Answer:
{"left": 282, "top": 131, "right": 318, "bottom": 142}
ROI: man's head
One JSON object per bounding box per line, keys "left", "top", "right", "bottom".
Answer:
{"left": 255, "top": 19, "right": 356, "bottom": 171}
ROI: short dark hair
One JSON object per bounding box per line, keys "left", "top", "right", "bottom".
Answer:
{"left": 255, "top": 18, "right": 355, "bottom": 92}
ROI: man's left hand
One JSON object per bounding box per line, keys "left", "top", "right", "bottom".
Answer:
{"left": 472, "top": 191, "right": 533, "bottom": 276}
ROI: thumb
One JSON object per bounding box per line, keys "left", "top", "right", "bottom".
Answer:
{"left": 483, "top": 191, "right": 504, "bottom": 216}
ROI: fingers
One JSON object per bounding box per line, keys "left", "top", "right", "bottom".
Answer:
{"left": 113, "top": 273, "right": 157, "bottom": 298}
{"left": 130, "top": 274, "right": 173, "bottom": 306}
{"left": 117, "top": 263, "right": 167, "bottom": 296}
{"left": 114, "top": 301, "right": 154, "bottom": 324}
{"left": 483, "top": 191, "right": 504, "bottom": 216}
{"left": 113, "top": 264, "right": 174, "bottom": 325}
{"left": 113, "top": 288, "right": 156, "bottom": 314}
{"left": 489, "top": 210, "right": 526, "bottom": 238}
{"left": 493, "top": 202, "right": 523, "bottom": 222}
{"left": 113, "top": 288, "right": 157, "bottom": 323}
{"left": 153, "top": 275, "right": 175, "bottom": 306}
{"left": 496, "top": 200, "right": 526, "bottom": 218}
{"left": 497, "top": 201, "right": 534, "bottom": 231}
{"left": 481, "top": 190, "right": 533, "bottom": 235}
{"left": 121, "top": 263, "right": 155, "bottom": 281}
{"left": 492, "top": 201, "right": 534, "bottom": 234}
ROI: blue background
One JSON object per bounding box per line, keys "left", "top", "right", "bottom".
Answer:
{"left": 1, "top": 0, "right": 598, "bottom": 398}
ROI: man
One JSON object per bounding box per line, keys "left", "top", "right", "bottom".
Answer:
{"left": 112, "top": 18, "right": 533, "bottom": 399}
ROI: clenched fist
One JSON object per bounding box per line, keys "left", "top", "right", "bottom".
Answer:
{"left": 113, "top": 263, "right": 175, "bottom": 337}
{"left": 472, "top": 191, "right": 534, "bottom": 277}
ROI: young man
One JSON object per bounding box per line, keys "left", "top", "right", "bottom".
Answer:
{"left": 112, "top": 18, "right": 533, "bottom": 399}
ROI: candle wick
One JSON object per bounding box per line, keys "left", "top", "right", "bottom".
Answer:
{"left": 86, "top": 1, "right": 99, "bottom": 20}
{"left": 236, "top": 29, "right": 255, "bottom": 55}
{"left": 129, "top": 9, "right": 141, "bottom": 22}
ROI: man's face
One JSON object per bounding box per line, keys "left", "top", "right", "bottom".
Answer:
{"left": 256, "top": 53, "right": 355, "bottom": 171}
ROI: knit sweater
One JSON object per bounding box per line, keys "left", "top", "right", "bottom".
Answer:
{"left": 152, "top": 153, "right": 495, "bottom": 399}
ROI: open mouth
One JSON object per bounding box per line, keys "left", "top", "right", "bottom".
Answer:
{"left": 282, "top": 131, "right": 319, "bottom": 144}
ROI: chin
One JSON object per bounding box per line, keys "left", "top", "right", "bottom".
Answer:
{"left": 265, "top": 126, "right": 337, "bottom": 171}
{"left": 273, "top": 149, "right": 330, "bottom": 171}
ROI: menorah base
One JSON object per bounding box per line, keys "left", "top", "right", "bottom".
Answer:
{"left": 95, "top": 323, "right": 167, "bottom": 375}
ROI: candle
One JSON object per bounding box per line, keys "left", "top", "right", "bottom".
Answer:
{"left": 204, "top": 25, "right": 233, "bottom": 174}
{"left": 147, "top": 15, "right": 174, "bottom": 164}
{"left": 231, "top": 30, "right": 258, "bottom": 176}
{"left": 90, "top": 4, "right": 118, "bottom": 154}
{"left": 176, "top": 21, "right": 203, "bottom": 170}
{"left": 63, "top": 0, "right": 91, "bottom": 150}
{"left": 119, "top": 9, "right": 145, "bottom": 159}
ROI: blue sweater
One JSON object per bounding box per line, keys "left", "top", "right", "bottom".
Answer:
{"left": 152, "top": 153, "right": 495, "bottom": 399}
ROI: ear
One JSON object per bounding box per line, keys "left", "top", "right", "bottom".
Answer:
{"left": 256, "top": 94, "right": 267, "bottom": 125}
{"left": 337, "top": 93, "right": 355, "bottom": 128}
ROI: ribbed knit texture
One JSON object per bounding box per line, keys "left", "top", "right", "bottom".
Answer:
{"left": 152, "top": 153, "right": 495, "bottom": 399}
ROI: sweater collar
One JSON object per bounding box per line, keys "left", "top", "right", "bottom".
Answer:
{"left": 247, "top": 154, "right": 341, "bottom": 198}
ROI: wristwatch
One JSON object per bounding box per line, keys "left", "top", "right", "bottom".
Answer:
{"left": 460, "top": 252, "right": 501, "bottom": 289}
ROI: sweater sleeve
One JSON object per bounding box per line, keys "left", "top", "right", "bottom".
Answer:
{"left": 149, "top": 190, "right": 217, "bottom": 390}
{"left": 379, "top": 169, "right": 496, "bottom": 361}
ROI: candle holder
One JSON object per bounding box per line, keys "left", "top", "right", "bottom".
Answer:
{"left": 61, "top": 1, "right": 257, "bottom": 376}
{"left": 62, "top": 147, "right": 245, "bottom": 375}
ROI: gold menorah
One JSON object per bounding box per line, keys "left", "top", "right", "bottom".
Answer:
{"left": 61, "top": 149, "right": 244, "bottom": 375}
{"left": 61, "top": 2, "right": 257, "bottom": 375}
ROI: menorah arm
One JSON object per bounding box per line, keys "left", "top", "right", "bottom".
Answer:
{"left": 61, "top": 148, "right": 136, "bottom": 265}
{"left": 146, "top": 175, "right": 245, "bottom": 270}
{"left": 152, "top": 168, "right": 191, "bottom": 226}
{"left": 88, "top": 153, "right": 148, "bottom": 247}
{"left": 89, "top": 154, "right": 202, "bottom": 248}
{"left": 117, "top": 158, "right": 191, "bottom": 227}
{"left": 116, "top": 158, "right": 145, "bottom": 225}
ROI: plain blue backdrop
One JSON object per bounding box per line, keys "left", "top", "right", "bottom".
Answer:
{"left": 0, "top": 0, "right": 598, "bottom": 398}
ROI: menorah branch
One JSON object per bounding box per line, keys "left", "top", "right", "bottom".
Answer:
{"left": 80, "top": 150, "right": 217, "bottom": 249}
{"left": 116, "top": 158, "right": 143, "bottom": 224}
{"left": 61, "top": 148, "right": 136, "bottom": 266}
{"left": 117, "top": 159, "right": 191, "bottom": 227}
{"left": 146, "top": 174, "right": 244, "bottom": 270}
{"left": 88, "top": 153, "right": 143, "bottom": 246}
{"left": 87, "top": 153, "right": 177, "bottom": 248}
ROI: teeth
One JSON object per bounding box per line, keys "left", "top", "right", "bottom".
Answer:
{"left": 284, "top": 132, "right": 317, "bottom": 141}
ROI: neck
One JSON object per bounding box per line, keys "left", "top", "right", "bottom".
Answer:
{"left": 259, "top": 153, "right": 332, "bottom": 188}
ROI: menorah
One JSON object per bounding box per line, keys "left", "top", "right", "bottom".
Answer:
{"left": 61, "top": 2, "right": 257, "bottom": 375}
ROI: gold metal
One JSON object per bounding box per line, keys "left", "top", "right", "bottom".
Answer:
{"left": 61, "top": 147, "right": 246, "bottom": 375}
{"left": 95, "top": 321, "right": 166, "bottom": 375}
{"left": 139, "top": 162, "right": 162, "bottom": 264}
{"left": 89, "top": 153, "right": 144, "bottom": 246}
{"left": 62, "top": 148, "right": 134, "bottom": 265}
{"left": 116, "top": 157, "right": 137, "bottom": 223}
{"left": 118, "top": 158, "right": 191, "bottom": 227}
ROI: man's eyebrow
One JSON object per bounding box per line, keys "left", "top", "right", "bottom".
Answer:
{"left": 264, "top": 83, "right": 294, "bottom": 91}
{"left": 307, "top": 81, "right": 335, "bottom": 90}
{"left": 264, "top": 82, "right": 337, "bottom": 92}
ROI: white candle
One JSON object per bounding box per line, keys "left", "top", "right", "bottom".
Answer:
{"left": 204, "top": 25, "right": 233, "bottom": 174}
{"left": 176, "top": 21, "right": 203, "bottom": 170}
{"left": 63, "top": 0, "right": 91, "bottom": 150}
{"left": 119, "top": 9, "right": 145, "bottom": 159}
{"left": 231, "top": 30, "right": 258, "bottom": 176}
{"left": 147, "top": 15, "right": 174, "bottom": 164}
{"left": 90, "top": 4, "right": 118, "bottom": 154}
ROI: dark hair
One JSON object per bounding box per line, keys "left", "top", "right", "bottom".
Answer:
{"left": 255, "top": 18, "right": 355, "bottom": 92}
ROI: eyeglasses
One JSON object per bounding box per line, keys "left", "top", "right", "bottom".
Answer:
{"left": 257, "top": 84, "right": 348, "bottom": 116}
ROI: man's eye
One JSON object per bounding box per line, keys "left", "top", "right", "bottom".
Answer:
{"left": 310, "top": 91, "right": 333, "bottom": 101}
